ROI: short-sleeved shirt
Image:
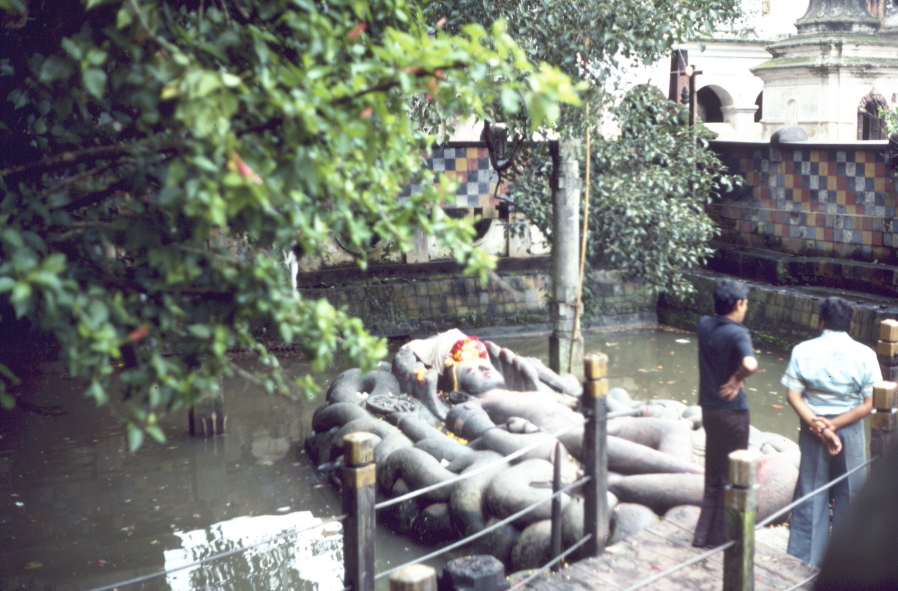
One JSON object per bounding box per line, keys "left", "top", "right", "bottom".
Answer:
{"left": 781, "top": 329, "right": 881, "bottom": 415}
{"left": 697, "top": 315, "right": 755, "bottom": 410}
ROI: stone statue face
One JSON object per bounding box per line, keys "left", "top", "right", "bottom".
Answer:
{"left": 454, "top": 359, "right": 506, "bottom": 396}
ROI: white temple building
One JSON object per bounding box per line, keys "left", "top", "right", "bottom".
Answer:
{"left": 453, "top": 0, "right": 898, "bottom": 144}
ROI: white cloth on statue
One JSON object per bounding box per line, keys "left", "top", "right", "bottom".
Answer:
{"left": 403, "top": 329, "right": 491, "bottom": 374}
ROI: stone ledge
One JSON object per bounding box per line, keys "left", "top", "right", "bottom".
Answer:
{"left": 660, "top": 269, "right": 898, "bottom": 350}
{"left": 708, "top": 241, "right": 898, "bottom": 298}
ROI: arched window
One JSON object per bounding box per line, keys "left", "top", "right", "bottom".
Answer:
{"left": 696, "top": 87, "right": 723, "bottom": 123}
{"left": 754, "top": 92, "right": 763, "bottom": 123}
{"left": 858, "top": 91, "right": 887, "bottom": 140}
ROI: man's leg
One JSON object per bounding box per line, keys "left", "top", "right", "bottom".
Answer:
{"left": 787, "top": 422, "right": 832, "bottom": 566}
{"left": 693, "top": 407, "right": 749, "bottom": 547}
{"left": 830, "top": 420, "right": 866, "bottom": 531}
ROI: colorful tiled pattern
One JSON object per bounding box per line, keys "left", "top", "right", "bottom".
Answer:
{"left": 716, "top": 146, "right": 896, "bottom": 261}
{"left": 400, "top": 143, "right": 508, "bottom": 210}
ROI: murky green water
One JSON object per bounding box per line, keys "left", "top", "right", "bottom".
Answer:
{"left": 490, "top": 326, "right": 798, "bottom": 442}
{"left": 0, "top": 326, "right": 797, "bottom": 591}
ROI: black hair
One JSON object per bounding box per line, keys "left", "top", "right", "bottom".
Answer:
{"left": 713, "top": 278, "right": 750, "bottom": 316}
{"left": 819, "top": 297, "right": 852, "bottom": 332}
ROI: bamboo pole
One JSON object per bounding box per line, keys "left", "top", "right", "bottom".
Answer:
{"left": 569, "top": 102, "right": 591, "bottom": 373}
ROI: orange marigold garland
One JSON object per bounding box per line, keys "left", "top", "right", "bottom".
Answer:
{"left": 445, "top": 336, "right": 488, "bottom": 392}
{"left": 447, "top": 336, "right": 488, "bottom": 366}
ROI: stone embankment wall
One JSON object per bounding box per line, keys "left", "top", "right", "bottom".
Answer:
{"left": 297, "top": 260, "right": 656, "bottom": 339}
{"left": 659, "top": 269, "right": 898, "bottom": 352}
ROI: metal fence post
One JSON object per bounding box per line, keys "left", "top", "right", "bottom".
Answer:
{"left": 723, "top": 450, "right": 760, "bottom": 591}
{"left": 870, "top": 381, "right": 897, "bottom": 458}
{"left": 583, "top": 352, "right": 608, "bottom": 558}
{"left": 343, "top": 432, "right": 377, "bottom": 591}
{"left": 390, "top": 564, "right": 437, "bottom": 591}
{"left": 550, "top": 441, "right": 563, "bottom": 571}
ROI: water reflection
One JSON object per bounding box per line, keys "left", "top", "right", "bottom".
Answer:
{"left": 489, "top": 327, "right": 796, "bottom": 441}
{"left": 0, "top": 328, "right": 797, "bottom": 591}
{"left": 164, "top": 512, "right": 342, "bottom": 591}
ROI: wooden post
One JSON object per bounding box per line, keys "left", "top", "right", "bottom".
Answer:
{"left": 343, "top": 432, "right": 377, "bottom": 591}
{"left": 870, "top": 381, "right": 897, "bottom": 458}
{"left": 188, "top": 387, "right": 226, "bottom": 438}
{"left": 390, "top": 564, "right": 437, "bottom": 591}
{"left": 550, "top": 441, "right": 563, "bottom": 571}
{"left": 876, "top": 319, "right": 898, "bottom": 384}
{"left": 582, "top": 352, "right": 608, "bottom": 558}
{"left": 724, "top": 450, "right": 759, "bottom": 591}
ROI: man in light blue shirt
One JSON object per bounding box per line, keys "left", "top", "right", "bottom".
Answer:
{"left": 781, "top": 296, "right": 881, "bottom": 567}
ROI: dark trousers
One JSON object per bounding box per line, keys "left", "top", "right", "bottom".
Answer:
{"left": 693, "top": 406, "right": 750, "bottom": 548}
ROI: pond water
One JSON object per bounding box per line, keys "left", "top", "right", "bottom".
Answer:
{"left": 0, "top": 326, "right": 795, "bottom": 591}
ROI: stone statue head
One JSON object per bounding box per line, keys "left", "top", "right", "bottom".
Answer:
{"left": 452, "top": 358, "right": 506, "bottom": 396}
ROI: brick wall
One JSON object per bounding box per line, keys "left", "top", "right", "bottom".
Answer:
{"left": 713, "top": 141, "right": 897, "bottom": 263}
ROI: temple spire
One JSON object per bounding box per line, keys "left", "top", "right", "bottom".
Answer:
{"left": 795, "top": 0, "right": 880, "bottom": 34}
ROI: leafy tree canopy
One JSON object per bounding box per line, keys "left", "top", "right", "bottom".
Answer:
{"left": 422, "top": 0, "right": 743, "bottom": 307}
{"left": 0, "top": 0, "right": 579, "bottom": 448}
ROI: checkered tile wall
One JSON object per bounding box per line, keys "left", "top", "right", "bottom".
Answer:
{"left": 399, "top": 143, "right": 507, "bottom": 210}
{"left": 717, "top": 145, "right": 896, "bottom": 261}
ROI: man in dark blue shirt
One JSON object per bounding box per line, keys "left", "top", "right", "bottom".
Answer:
{"left": 692, "top": 278, "right": 758, "bottom": 548}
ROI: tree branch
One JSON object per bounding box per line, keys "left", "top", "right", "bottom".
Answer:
{"left": 35, "top": 161, "right": 121, "bottom": 202}
{"left": 226, "top": 360, "right": 266, "bottom": 387}
{"left": 61, "top": 177, "right": 132, "bottom": 212}
{"left": 1, "top": 141, "right": 184, "bottom": 181}
{"left": 331, "top": 62, "right": 467, "bottom": 106}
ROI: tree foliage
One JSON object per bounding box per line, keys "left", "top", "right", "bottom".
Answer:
{"left": 423, "top": 0, "right": 742, "bottom": 308}
{"left": 0, "top": 0, "right": 578, "bottom": 447}
{"left": 511, "top": 87, "right": 727, "bottom": 305}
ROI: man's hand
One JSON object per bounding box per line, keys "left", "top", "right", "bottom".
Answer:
{"left": 819, "top": 426, "right": 843, "bottom": 456}
{"left": 719, "top": 355, "right": 757, "bottom": 400}
{"left": 812, "top": 416, "right": 835, "bottom": 435}
{"left": 719, "top": 376, "right": 745, "bottom": 400}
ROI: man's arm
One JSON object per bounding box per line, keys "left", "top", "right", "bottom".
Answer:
{"left": 786, "top": 387, "right": 819, "bottom": 429}
{"left": 719, "top": 355, "right": 758, "bottom": 400}
{"left": 816, "top": 395, "right": 873, "bottom": 432}
{"left": 787, "top": 388, "right": 843, "bottom": 455}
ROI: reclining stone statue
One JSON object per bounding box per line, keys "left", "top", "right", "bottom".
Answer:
{"left": 304, "top": 329, "right": 800, "bottom": 573}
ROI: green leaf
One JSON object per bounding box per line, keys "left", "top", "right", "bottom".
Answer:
{"left": 0, "top": 392, "right": 14, "bottom": 410}
{"left": 187, "top": 324, "right": 213, "bottom": 338}
{"left": 145, "top": 424, "right": 166, "bottom": 443}
{"left": 39, "top": 56, "right": 73, "bottom": 83}
{"left": 0, "top": 362, "right": 20, "bottom": 386}
{"left": 116, "top": 5, "right": 133, "bottom": 29}
{"left": 127, "top": 423, "right": 145, "bottom": 452}
{"left": 82, "top": 68, "right": 107, "bottom": 99}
